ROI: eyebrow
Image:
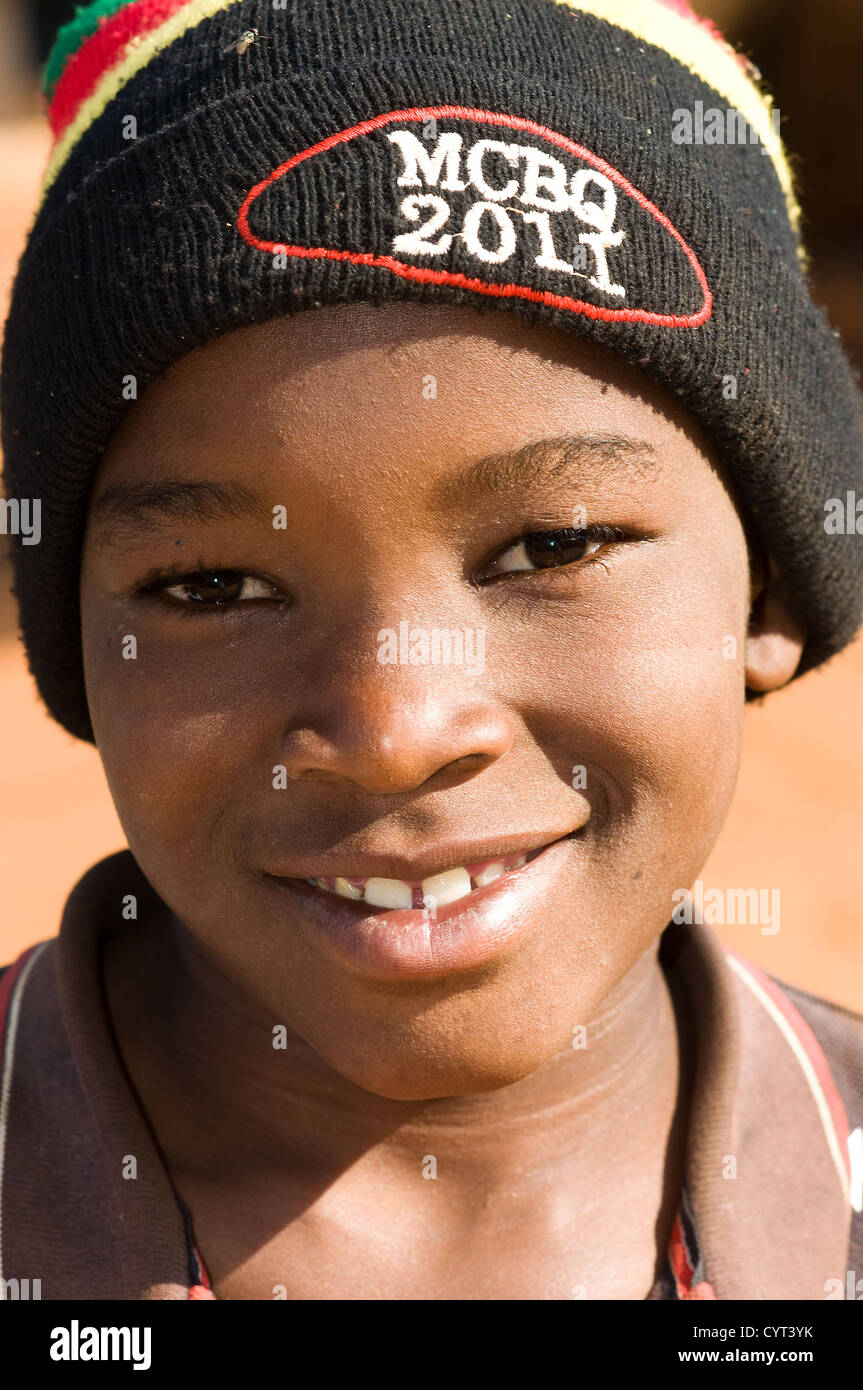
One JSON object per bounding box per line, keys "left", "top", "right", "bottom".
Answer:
{"left": 436, "top": 433, "right": 657, "bottom": 506}
{"left": 89, "top": 479, "right": 264, "bottom": 546}
{"left": 88, "top": 433, "right": 656, "bottom": 544}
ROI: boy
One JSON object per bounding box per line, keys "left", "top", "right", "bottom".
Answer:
{"left": 0, "top": 0, "right": 861, "bottom": 1300}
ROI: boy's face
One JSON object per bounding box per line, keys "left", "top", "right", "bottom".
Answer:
{"left": 80, "top": 301, "right": 800, "bottom": 1100}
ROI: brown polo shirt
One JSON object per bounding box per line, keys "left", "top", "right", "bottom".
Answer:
{"left": 1, "top": 851, "right": 860, "bottom": 1300}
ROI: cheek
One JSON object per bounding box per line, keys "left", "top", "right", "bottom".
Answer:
{"left": 523, "top": 528, "right": 749, "bottom": 888}
{"left": 80, "top": 596, "right": 275, "bottom": 890}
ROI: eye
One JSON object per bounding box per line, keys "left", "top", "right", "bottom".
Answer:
{"left": 481, "top": 525, "right": 624, "bottom": 579}
{"left": 145, "top": 569, "right": 283, "bottom": 607}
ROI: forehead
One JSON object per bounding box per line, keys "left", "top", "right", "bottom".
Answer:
{"left": 98, "top": 300, "right": 715, "bottom": 485}
{"left": 84, "top": 300, "right": 750, "bottom": 586}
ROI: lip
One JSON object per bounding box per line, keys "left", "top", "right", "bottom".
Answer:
{"left": 262, "top": 831, "right": 578, "bottom": 979}
{"left": 261, "top": 830, "right": 571, "bottom": 885}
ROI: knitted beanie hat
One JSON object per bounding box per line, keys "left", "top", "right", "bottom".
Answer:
{"left": 2, "top": 0, "right": 862, "bottom": 743}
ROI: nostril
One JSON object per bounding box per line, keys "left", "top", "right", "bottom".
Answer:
{"left": 416, "top": 749, "right": 499, "bottom": 793}
{"left": 275, "top": 701, "right": 516, "bottom": 796}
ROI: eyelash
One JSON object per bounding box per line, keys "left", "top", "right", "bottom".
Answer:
{"left": 134, "top": 563, "right": 286, "bottom": 617}
{"left": 480, "top": 524, "right": 628, "bottom": 583}
{"left": 133, "top": 525, "right": 629, "bottom": 615}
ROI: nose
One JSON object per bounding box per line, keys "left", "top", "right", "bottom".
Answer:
{"left": 278, "top": 627, "right": 514, "bottom": 796}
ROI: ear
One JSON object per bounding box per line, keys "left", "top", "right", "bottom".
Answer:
{"left": 744, "top": 552, "right": 807, "bottom": 693}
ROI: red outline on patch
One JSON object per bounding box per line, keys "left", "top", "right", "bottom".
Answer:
{"left": 237, "top": 105, "right": 713, "bottom": 329}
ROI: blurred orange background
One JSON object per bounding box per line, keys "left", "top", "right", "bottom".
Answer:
{"left": 0, "top": 0, "right": 861, "bottom": 1011}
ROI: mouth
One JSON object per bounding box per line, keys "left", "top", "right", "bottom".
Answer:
{"left": 264, "top": 832, "right": 579, "bottom": 979}
{"left": 298, "top": 845, "right": 547, "bottom": 912}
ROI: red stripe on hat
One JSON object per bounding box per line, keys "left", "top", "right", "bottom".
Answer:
{"left": 49, "top": 0, "right": 190, "bottom": 141}
{"left": 651, "top": 0, "right": 726, "bottom": 42}
{"left": 653, "top": 0, "right": 704, "bottom": 16}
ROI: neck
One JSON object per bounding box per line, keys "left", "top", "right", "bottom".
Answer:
{"left": 105, "top": 912, "right": 685, "bottom": 1206}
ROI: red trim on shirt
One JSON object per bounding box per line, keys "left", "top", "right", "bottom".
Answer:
{"left": 188, "top": 1241, "right": 215, "bottom": 1298}
{"left": 0, "top": 946, "right": 41, "bottom": 1047}
{"left": 668, "top": 1211, "right": 717, "bottom": 1299}
{"left": 722, "top": 948, "right": 851, "bottom": 1185}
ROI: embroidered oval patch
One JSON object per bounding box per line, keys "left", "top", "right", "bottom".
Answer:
{"left": 237, "top": 105, "right": 712, "bottom": 329}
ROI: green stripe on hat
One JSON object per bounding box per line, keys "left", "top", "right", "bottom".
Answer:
{"left": 42, "top": 0, "right": 136, "bottom": 98}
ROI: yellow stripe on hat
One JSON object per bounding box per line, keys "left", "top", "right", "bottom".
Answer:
{"left": 40, "top": 0, "right": 246, "bottom": 203}
{"left": 552, "top": 0, "right": 799, "bottom": 233}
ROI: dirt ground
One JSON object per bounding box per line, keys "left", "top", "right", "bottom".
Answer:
{"left": 1, "top": 118, "right": 861, "bottom": 1012}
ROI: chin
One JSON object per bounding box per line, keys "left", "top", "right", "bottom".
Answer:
{"left": 324, "top": 1036, "right": 556, "bottom": 1101}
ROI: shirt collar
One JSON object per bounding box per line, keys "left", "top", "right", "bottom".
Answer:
{"left": 6, "top": 851, "right": 850, "bottom": 1299}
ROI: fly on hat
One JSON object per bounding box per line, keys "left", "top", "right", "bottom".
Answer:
{"left": 2, "top": 0, "right": 862, "bottom": 741}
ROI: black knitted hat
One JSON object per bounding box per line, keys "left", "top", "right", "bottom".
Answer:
{"left": 2, "top": 0, "right": 862, "bottom": 742}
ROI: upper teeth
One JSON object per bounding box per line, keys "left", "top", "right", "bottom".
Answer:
{"left": 421, "top": 867, "right": 472, "bottom": 908}
{"left": 305, "top": 853, "right": 528, "bottom": 908}
{"left": 473, "top": 861, "right": 506, "bottom": 887}
{"left": 333, "top": 877, "right": 363, "bottom": 900}
{"left": 365, "top": 878, "right": 413, "bottom": 910}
